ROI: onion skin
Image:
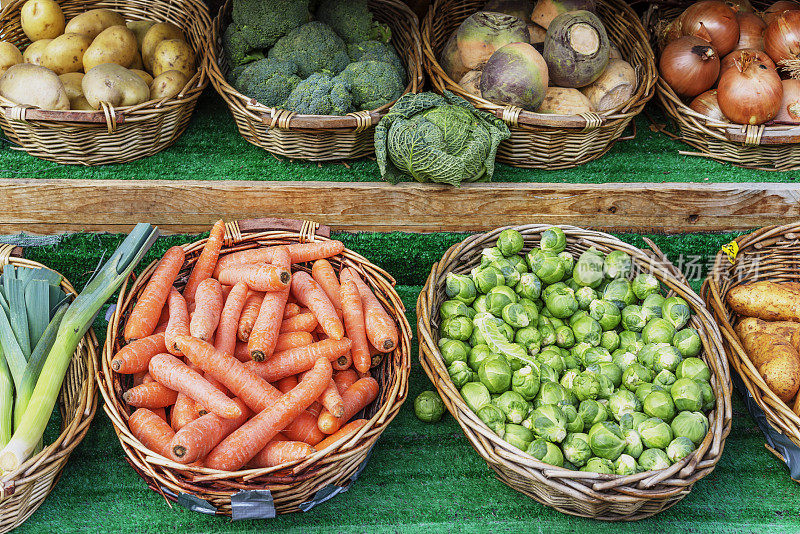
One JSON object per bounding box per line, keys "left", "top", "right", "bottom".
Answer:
{"left": 764, "top": 10, "right": 800, "bottom": 64}
{"left": 775, "top": 78, "right": 800, "bottom": 122}
{"left": 659, "top": 36, "right": 720, "bottom": 97}
{"left": 721, "top": 48, "right": 775, "bottom": 77}
{"left": 679, "top": 0, "right": 740, "bottom": 56}
{"left": 763, "top": 0, "right": 800, "bottom": 25}
{"left": 690, "top": 89, "right": 728, "bottom": 121}
{"left": 717, "top": 52, "right": 783, "bottom": 124}
{"left": 726, "top": 0, "right": 755, "bottom": 13}
{"left": 735, "top": 12, "right": 766, "bottom": 50}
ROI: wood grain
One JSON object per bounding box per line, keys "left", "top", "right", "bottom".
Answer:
{"left": 0, "top": 179, "right": 796, "bottom": 235}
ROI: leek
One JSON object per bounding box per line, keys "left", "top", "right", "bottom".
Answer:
{"left": 25, "top": 277, "right": 54, "bottom": 349}
{"left": 0, "top": 305, "right": 26, "bottom": 389}
{"left": 0, "top": 350, "right": 11, "bottom": 448}
{"left": 0, "top": 223, "right": 158, "bottom": 472}
{"left": 4, "top": 269, "right": 30, "bottom": 359}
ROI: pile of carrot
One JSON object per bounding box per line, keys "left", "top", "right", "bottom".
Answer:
{"left": 112, "top": 221, "right": 399, "bottom": 472}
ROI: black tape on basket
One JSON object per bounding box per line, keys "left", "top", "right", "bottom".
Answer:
{"left": 298, "top": 447, "right": 374, "bottom": 513}
{"left": 231, "top": 490, "right": 276, "bottom": 520}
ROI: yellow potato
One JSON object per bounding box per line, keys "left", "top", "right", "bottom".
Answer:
{"left": 82, "top": 25, "right": 138, "bottom": 73}
{"left": 741, "top": 331, "right": 800, "bottom": 403}
{"left": 64, "top": 9, "right": 124, "bottom": 40}
{"left": 736, "top": 317, "right": 800, "bottom": 352}
{"left": 151, "top": 39, "right": 195, "bottom": 78}
{"left": 20, "top": 0, "right": 65, "bottom": 41}
{"left": 58, "top": 71, "right": 84, "bottom": 105}
{"left": 70, "top": 94, "right": 93, "bottom": 110}
{"left": 82, "top": 63, "right": 149, "bottom": 108}
{"left": 22, "top": 39, "right": 52, "bottom": 65}
{"left": 0, "top": 63, "right": 69, "bottom": 110}
{"left": 727, "top": 281, "right": 800, "bottom": 322}
{"left": 141, "top": 22, "right": 184, "bottom": 72}
{"left": 130, "top": 69, "right": 153, "bottom": 86}
{"left": 127, "top": 20, "right": 156, "bottom": 52}
{"left": 42, "top": 33, "right": 92, "bottom": 75}
{"left": 129, "top": 50, "right": 144, "bottom": 70}
{"left": 150, "top": 69, "right": 188, "bottom": 100}
{"left": 0, "top": 42, "right": 23, "bottom": 77}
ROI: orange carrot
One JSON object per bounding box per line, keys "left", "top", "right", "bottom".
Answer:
{"left": 248, "top": 247, "right": 291, "bottom": 362}
{"left": 132, "top": 371, "right": 148, "bottom": 387}
{"left": 204, "top": 372, "right": 230, "bottom": 396}
{"left": 153, "top": 306, "right": 170, "bottom": 335}
{"left": 214, "top": 281, "right": 249, "bottom": 357}
{"left": 183, "top": 219, "right": 226, "bottom": 304}
{"left": 275, "top": 331, "right": 314, "bottom": 352}
{"left": 221, "top": 284, "right": 233, "bottom": 301}
{"left": 318, "top": 377, "right": 379, "bottom": 434}
{"left": 333, "top": 369, "right": 360, "bottom": 393}
{"left": 233, "top": 341, "right": 250, "bottom": 362}
{"left": 291, "top": 272, "right": 344, "bottom": 340}
{"left": 283, "top": 302, "right": 301, "bottom": 319}
{"left": 275, "top": 375, "right": 298, "bottom": 393}
{"left": 218, "top": 263, "right": 291, "bottom": 292}
{"left": 141, "top": 373, "right": 155, "bottom": 384}
{"left": 250, "top": 439, "right": 315, "bottom": 468}
{"left": 307, "top": 401, "right": 323, "bottom": 417}
{"left": 165, "top": 288, "right": 190, "bottom": 356}
{"left": 237, "top": 292, "right": 264, "bottom": 342}
{"left": 129, "top": 408, "right": 176, "bottom": 458}
{"left": 213, "top": 241, "right": 345, "bottom": 278}
{"left": 315, "top": 419, "right": 369, "bottom": 450}
{"left": 111, "top": 333, "right": 167, "bottom": 374}
{"left": 189, "top": 278, "right": 224, "bottom": 342}
{"left": 169, "top": 398, "right": 250, "bottom": 463}
{"left": 171, "top": 393, "right": 201, "bottom": 431}
{"left": 149, "top": 352, "right": 242, "bottom": 419}
{"left": 204, "top": 357, "right": 332, "bottom": 471}
{"left": 123, "top": 381, "right": 178, "bottom": 408}
{"left": 312, "top": 259, "right": 342, "bottom": 311}
{"left": 341, "top": 268, "right": 398, "bottom": 353}
{"left": 288, "top": 241, "right": 345, "bottom": 264}
{"left": 124, "top": 246, "right": 186, "bottom": 342}
{"left": 319, "top": 378, "right": 344, "bottom": 418}
{"left": 280, "top": 313, "right": 318, "bottom": 333}
{"left": 340, "top": 280, "right": 371, "bottom": 374}
{"left": 153, "top": 407, "right": 168, "bottom": 423}
{"left": 332, "top": 351, "right": 352, "bottom": 371}
{"left": 245, "top": 338, "right": 352, "bottom": 383}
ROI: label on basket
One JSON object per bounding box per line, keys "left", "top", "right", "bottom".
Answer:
{"left": 722, "top": 241, "right": 739, "bottom": 264}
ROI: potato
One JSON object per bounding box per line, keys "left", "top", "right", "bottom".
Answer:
{"left": 58, "top": 71, "right": 83, "bottom": 98}
{"left": 22, "top": 39, "right": 51, "bottom": 65}
{"left": 127, "top": 20, "right": 157, "bottom": 52}
{"left": 149, "top": 69, "right": 188, "bottom": 100}
{"left": 0, "top": 63, "right": 69, "bottom": 110}
{"left": 141, "top": 22, "right": 184, "bottom": 72}
{"left": 0, "top": 42, "right": 23, "bottom": 77}
{"left": 64, "top": 9, "right": 124, "bottom": 40}
{"left": 42, "top": 33, "right": 92, "bottom": 75}
{"left": 736, "top": 317, "right": 800, "bottom": 351}
{"left": 129, "top": 51, "right": 144, "bottom": 71}
{"left": 727, "top": 281, "right": 800, "bottom": 322}
{"left": 20, "top": 0, "right": 65, "bottom": 41}
{"left": 130, "top": 69, "right": 153, "bottom": 86}
{"left": 151, "top": 39, "right": 195, "bottom": 78}
{"left": 82, "top": 63, "right": 149, "bottom": 108}
{"left": 82, "top": 26, "right": 138, "bottom": 73}
{"left": 794, "top": 390, "right": 800, "bottom": 417}
{"left": 741, "top": 331, "right": 800, "bottom": 403}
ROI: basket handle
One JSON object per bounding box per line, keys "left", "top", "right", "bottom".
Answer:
{"left": 724, "top": 125, "right": 800, "bottom": 145}
{"left": 4, "top": 106, "right": 126, "bottom": 126}
{"left": 618, "top": 118, "right": 638, "bottom": 141}
{"left": 223, "top": 218, "right": 331, "bottom": 246}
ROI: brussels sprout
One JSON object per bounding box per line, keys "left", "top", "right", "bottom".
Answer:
{"left": 549, "top": 317, "right": 565, "bottom": 329}
{"left": 575, "top": 286, "right": 598, "bottom": 311}
{"left": 571, "top": 315, "right": 603, "bottom": 347}
{"left": 497, "top": 229, "right": 525, "bottom": 257}
{"left": 634, "top": 383, "right": 663, "bottom": 405}
{"left": 448, "top": 360, "right": 474, "bottom": 389}
{"left": 597, "top": 362, "right": 623, "bottom": 388}
{"left": 671, "top": 411, "right": 709, "bottom": 445}
{"left": 614, "top": 453, "right": 638, "bottom": 476}
{"left": 536, "top": 348, "right": 565, "bottom": 376}
{"left": 696, "top": 380, "right": 716, "bottom": 411}
{"left": 673, "top": 328, "right": 702, "bottom": 358}
{"left": 445, "top": 272, "right": 477, "bottom": 305}
{"left": 578, "top": 399, "right": 608, "bottom": 427}
{"left": 440, "top": 299, "right": 471, "bottom": 321}
{"left": 562, "top": 351, "right": 581, "bottom": 370}
{"left": 565, "top": 277, "right": 581, "bottom": 292}
{"left": 511, "top": 365, "right": 540, "bottom": 401}
{"left": 604, "top": 250, "right": 632, "bottom": 279}
{"left": 632, "top": 273, "right": 660, "bottom": 300}
{"left": 474, "top": 313, "right": 532, "bottom": 367}
{"left": 601, "top": 330, "right": 620, "bottom": 352}
{"left": 582, "top": 347, "right": 613, "bottom": 367}
{"left": 500, "top": 303, "right": 528, "bottom": 329}
{"left": 676, "top": 357, "right": 711, "bottom": 382}
{"left": 533, "top": 252, "right": 566, "bottom": 285}
{"left": 573, "top": 249, "right": 605, "bottom": 288}
{"left": 529, "top": 404, "right": 568, "bottom": 443}
{"left": 642, "top": 318, "right": 676, "bottom": 345}
{"left": 535, "top": 381, "right": 571, "bottom": 409}
{"left": 493, "top": 390, "right": 529, "bottom": 424}
{"left": 612, "top": 350, "right": 638, "bottom": 371}
{"left": 478, "top": 355, "right": 512, "bottom": 394}
{"left": 415, "top": 391, "right": 446, "bottom": 423}
{"left": 619, "top": 411, "right": 649, "bottom": 432}
{"left": 465, "top": 307, "right": 477, "bottom": 320}
{"left": 637, "top": 343, "right": 665, "bottom": 370}
{"left": 539, "top": 311, "right": 553, "bottom": 324}
{"left": 623, "top": 428, "right": 644, "bottom": 458}
{"left": 518, "top": 298, "right": 540, "bottom": 324}
{"left": 504, "top": 423, "right": 535, "bottom": 451}
{"left": 562, "top": 404, "right": 584, "bottom": 433}
{"left": 603, "top": 279, "right": 636, "bottom": 308}
{"left": 539, "top": 324, "right": 557, "bottom": 347}
{"left": 589, "top": 299, "right": 622, "bottom": 332}
{"left": 491, "top": 259, "right": 521, "bottom": 288}
{"left": 515, "top": 326, "right": 542, "bottom": 355}
{"left": 608, "top": 389, "right": 642, "bottom": 421}
{"left": 468, "top": 344, "right": 492, "bottom": 371}
{"left": 560, "top": 369, "right": 579, "bottom": 391}
{"left": 621, "top": 305, "right": 648, "bottom": 332}
{"left": 477, "top": 404, "right": 506, "bottom": 437}
{"left": 473, "top": 266, "right": 505, "bottom": 294}
{"left": 539, "top": 363, "right": 560, "bottom": 384}
{"left": 439, "top": 339, "right": 471, "bottom": 366}
{"left": 596, "top": 374, "right": 615, "bottom": 400}
{"left": 473, "top": 295, "right": 490, "bottom": 314}
{"left": 618, "top": 331, "right": 644, "bottom": 354}
{"left": 481, "top": 247, "right": 506, "bottom": 268}
{"left": 622, "top": 363, "right": 653, "bottom": 391}
{"left": 528, "top": 438, "right": 565, "bottom": 466}
{"left": 666, "top": 436, "right": 695, "bottom": 464}
{"left": 653, "top": 370, "right": 677, "bottom": 389}
{"left": 545, "top": 287, "right": 578, "bottom": 319}
{"left": 588, "top": 421, "right": 626, "bottom": 461}
{"left": 486, "top": 286, "right": 518, "bottom": 316}
{"left": 571, "top": 341, "right": 592, "bottom": 360}
{"left": 653, "top": 345, "right": 683, "bottom": 374}
{"left": 641, "top": 293, "right": 665, "bottom": 320}
{"left": 508, "top": 254, "right": 528, "bottom": 274}
{"left": 643, "top": 390, "right": 676, "bottom": 422}
{"left": 637, "top": 418, "right": 674, "bottom": 449}
{"left": 558, "top": 251, "right": 575, "bottom": 277}
{"left": 515, "top": 273, "right": 542, "bottom": 300}
{"left": 470, "top": 328, "right": 487, "bottom": 348}
{"left": 562, "top": 432, "right": 592, "bottom": 467}
{"left": 662, "top": 296, "right": 691, "bottom": 330}
{"left": 669, "top": 378, "right": 702, "bottom": 412}
{"left": 573, "top": 372, "right": 601, "bottom": 401}
{"left": 461, "top": 381, "right": 492, "bottom": 412}
{"left": 638, "top": 448, "right": 671, "bottom": 471}
{"left": 540, "top": 227, "right": 567, "bottom": 253}
{"left": 582, "top": 457, "right": 615, "bottom": 474}
{"left": 555, "top": 326, "right": 575, "bottom": 349}
{"left": 526, "top": 248, "right": 546, "bottom": 272}
{"left": 566, "top": 311, "right": 587, "bottom": 328}
{"left": 441, "top": 316, "right": 473, "bottom": 341}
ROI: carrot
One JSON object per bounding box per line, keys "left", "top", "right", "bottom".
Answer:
{"left": 341, "top": 268, "right": 398, "bottom": 353}
{"left": 153, "top": 306, "right": 170, "bottom": 335}
{"left": 111, "top": 333, "right": 167, "bottom": 374}
{"left": 275, "top": 331, "right": 314, "bottom": 352}
{"left": 248, "top": 247, "right": 291, "bottom": 362}
{"left": 132, "top": 371, "right": 148, "bottom": 387}
{"left": 171, "top": 393, "right": 201, "bottom": 431}
{"left": 213, "top": 241, "right": 345, "bottom": 278}
{"left": 204, "top": 372, "right": 230, "bottom": 396}
{"left": 318, "top": 377, "right": 379, "bottom": 434}
{"left": 340, "top": 280, "right": 371, "bottom": 374}
{"left": 275, "top": 375, "right": 298, "bottom": 393}
{"left": 333, "top": 369, "right": 360, "bottom": 393}
{"left": 183, "top": 219, "right": 226, "bottom": 304}
{"left": 123, "top": 381, "right": 178, "bottom": 409}
{"left": 319, "top": 378, "right": 344, "bottom": 418}
{"left": 149, "top": 352, "right": 242, "bottom": 419}
{"left": 218, "top": 263, "right": 291, "bottom": 292}
{"left": 129, "top": 408, "right": 176, "bottom": 458}
{"left": 291, "top": 272, "right": 344, "bottom": 340}
{"left": 332, "top": 351, "right": 352, "bottom": 371}
{"left": 165, "top": 288, "right": 190, "bottom": 356}
{"left": 169, "top": 398, "right": 250, "bottom": 463}
{"left": 204, "top": 357, "right": 332, "bottom": 471}
{"left": 189, "top": 278, "right": 224, "bottom": 342}
{"left": 214, "top": 281, "right": 249, "bottom": 357}
{"left": 280, "top": 313, "right": 318, "bottom": 333}
{"left": 141, "top": 373, "right": 155, "bottom": 384}
{"left": 312, "top": 260, "right": 342, "bottom": 312}
{"left": 250, "top": 439, "right": 315, "bottom": 468}
{"left": 307, "top": 401, "right": 323, "bottom": 417}
{"left": 153, "top": 407, "right": 168, "bottom": 423}
{"left": 288, "top": 241, "right": 345, "bottom": 264}
{"left": 315, "top": 419, "right": 369, "bottom": 450}
{"left": 221, "top": 284, "right": 233, "bottom": 300}
{"left": 244, "top": 338, "right": 352, "bottom": 383}
{"left": 233, "top": 341, "right": 250, "bottom": 362}
{"left": 237, "top": 292, "right": 264, "bottom": 342}
{"left": 283, "top": 302, "right": 301, "bottom": 319}
{"left": 124, "top": 246, "right": 186, "bottom": 342}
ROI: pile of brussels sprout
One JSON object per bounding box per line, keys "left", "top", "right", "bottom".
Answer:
{"left": 438, "top": 227, "right": 716, "bottom": 475}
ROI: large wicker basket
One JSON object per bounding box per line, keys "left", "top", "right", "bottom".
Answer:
{"left": 0, "top": 0, "right": 211, "bottom": 166}
{"left": 206, "top": 0, "right": 423, "bottom": 162}
{"left": 0, "top": 244, "right": 98, "bottom": 533}
{"left": 422, "top": 0, "right": 658, "bottom": 170}
{"left": 644, "top": 1, "right": 800, "bottom": 171}
{"left": 97, "top": 218, "right": 412, "bottom": 518}
{"left": 417, "top": 225, "right": 732, "bottom": 521}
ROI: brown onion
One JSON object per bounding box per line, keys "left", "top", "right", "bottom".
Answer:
{"left": 763, "top": 0, "right": 800, "bottom": 25}
{"left": 659, "top": 35, "right": 720, "bottom": 97}
{"left": 717, "top": 51, "right": 783, "bottom": 123}
{"left": 721, "top": 48, "right": 775, "bottom": 77}
{"left": 690, "top": 89, "right": 729, "bottom": 121}
{"left": 775, "top": 78, "right": 800, "bottom": 121}
{"left": 726, "top": 0, "right": 755, "bottom": 12}
{"left": 679, "top": 0, "right": 740, "bottom": 56}
{"left": 735, "top": 12, "right": 766, "bottom": 49}
{"left": 765, "top": 10, "right": 800, "bottom": 64}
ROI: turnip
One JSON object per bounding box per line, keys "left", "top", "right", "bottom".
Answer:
{"left": 459, "top": 70, "right": 483, "bottom": 97}
{"left": 543, "top": 10, "right": 610, "bottom": 88}
{"left": 537, "top": 87, "right": 594, "bottom": 114}
{"left": 484, "top": 0, "right": 535, "bottom": 21}
{"left": 580, "top": 58, "right": 636, "bottom": 111}
{"left": 531, "top": 0, "right": 596, "bottom": 29}
{"left": 480, "top": 42, "right": 549, "bottom": 111}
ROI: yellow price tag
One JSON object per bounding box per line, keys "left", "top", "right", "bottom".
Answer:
{"left": 722, "top": 241, "right": 739, "bottom": 264}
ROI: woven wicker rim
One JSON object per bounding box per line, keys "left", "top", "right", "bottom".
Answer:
{"left": 417, "top": 225, "right": 733, "bottom": 521}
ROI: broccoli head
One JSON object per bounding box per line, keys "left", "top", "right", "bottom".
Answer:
{"left": 347, "top": 40, "right": 404, "bottom": 80}
{"left": 267, "top": 21, "right": 350, "bottom": 79}
{"left": 335, "top": 60, "right": 404, "bottom": 111}
{"left": 284, "top": 73, "right": 353, "bottom": 115}
{"left": 231, "top": 0, "right": 310, "bottom": 50}
{"left": 316, "top": 0, "right": 391, "bottom": 44}
{"left": 223, "top": 23, "right": 264, "bottom": 70}
{"left": 233, "top": 58, "right": 302, "bottom": 108}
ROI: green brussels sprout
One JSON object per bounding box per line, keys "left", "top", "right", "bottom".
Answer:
{"left": 544, "top": 287, "right": 578, "bottom": 319}
{"left": 623, "top": 428, "right": 644, "bottom": 458}
{"left": 588, "top": 421, "right": 626, "bottom": 461}
{"left": 461, "top": 381, "right": 492, "bottom": 412}
{"left": 527, "top": 438, "right": 565, "bottom": 466}
{"left": 634, "top": 383, "right": 663, "bottom": 405}
{"left": 670, "top": 378, "right": 703, "bottom": 412}
{"left": 601, "top": 330, "right": 620, "bottom": 352}
{"left": 469, "top": 327, "right": 487, "bottom": 347}
{"left": 618, "top": 331, "right": 644, "bottom": 354}
{"left": 493, "top": 390, "right": 529, "bottom": 424}
{"left": 637, "top": 343, "right": 665, "bottom": 370}
{"left": 621, "top": 305, "right": 648, "bottom": 332}
{"left": 562, "top": 432, "right": 592, "bottom": 467}
{"left": 539, "top": 363, "right": 560, "bottom": 384}
{"left": 439, "top": 339, "right": 471, "bottom": 366}
{"left": 486, "top": 286, "right": 519, "bottom": 316}
{"left": 696, "top": 380, "right": 716, "bottom": 411}
{"left": 653, "top": 345, "right": 683, "bottom": 375}
{"left": 504, "top": 423, "right": 535, "bottom": 451}
{"left": 474, "top": 313, "right": 532, "bottom": 367}
{"left": 662, "top": 296, "right": 691, "bottom": 330}
{"left": 440, "top": 299, "right": 471, "bottom": 320}
{"left": 535, "top": 381, "right": 571, "bottom": 409}
{"left": 473, "top": 295, "right": 490, "bottom": 314}
{"left": 641, "top": 293, "right": 665, "bottom": 320}
{"left": 666, "top": 436, "right": 695, "bottom": 463}
{"left": 511, "top": 365, "right": 540, "bottom": 401}
{"left": 515, "top": 326, "right": 542, "bottom": 355}
{"left": 632, "top": 273, "right": 660, "bottom": 300}
{"left": 441, "top": 316, "right": 473, "bottom": 341}
{"left": 491, "top": 259, "right": 521, "bottom": 288}
{"left": 539, "top": 311, "right": 553, "bottom": 324}
{"left": 653, "top": 370, "right": 677, "bottom": 389}
{"left": 565, "top": 277, "right": 580, "bottom": 292}
{"left": 573, "top": 371, "right": 601, "bottom": 401}
{"left": 619, "top": 411, "right": 649, "bottom": 432}
{"left": 589, "top": 299, "right": 622, "bottom": 331}
{"left": 604, "top": 250, "right": 632, "bottom": 279}
{"left": 582, "top": 456, "right": 615, "bottom": 474}
{"left": 608, "top": 389, "right": 642, "bottom": 421}
{"left": 539, "top": 324, "right": 557, "bottom": 347}
{"left": 445, "top": 272, "right": 477, "bottom": 305}
{"left": 638, "top": 448, "right": 671, "bottom": 471}
{"left": 536, "top": 348, "right": 566, "bottom": 375}
{"left": 529, "top": 404, "right": 568, "bottom": 443}
{"left": 622, "top": 363, "right": 653, "bottom": 391}
{"left": 596, "top": 374, "right": 615, "bottom": 400}
{"left": 612, "top": 349, "right": 638, "bottom": 370}
{"left": 571, "top": 342, "right": 592, "bottom": 361}
{"left": 603, "top": 278, "right": 636, "bottom": 308}
{"left": 532, "top": 252, "right": 566, "bottom": 286}
{"left": 573, "top": 249, "right": 605, "bottom": 288}
{"left": 549, "top": 317, "right": 565, "bottom": 329}
{"left": 507, "top": 254, "right": 528, "bottom": 275}
{"left": 481, "top": 247, "right": 506, "bottom": 268}
{"left": 478, "top": 355, "right": 512, "bottom": 394}
{"left": 501, "top": 303, "right": 529, "bottom": 329}
{"left": 515, "top": 273, "right": 542, "bottom": 300}
{"left": 560, "top": 369, "right": 579, "bottom": 391}
{"left": 497, "top": 229, "right": 525, "bottom": 257}
{"left": 468, "top": 345, "right": 493, "bottom": 372}
{"left": 673, "top": 328, "right": 702, "bottom": 358}
{"left": 465, "top": 307, "right": 477, "bottom": 320}
{"left": 415, "top": 391, "right": 446, "bottom": 423}
{"left": 614, "top": 453, "right": 638, "bottom": 476}
{"left": 526, "top": 248, "right": 546, "bottom": 272}
{"left": 562, "top": 460, "right": 578, "bottom": 470}
{"left": 576, "top": 286, "right": 598, "bottom": 310}
{"left": 568, "top": 310, "right": 589, "bottom": 327}
{"left": 578, "top": 399, "right": 608, "bottom": 427}
{"left": 541, "top": 227, "right": 567, "bottom": 254}
{"left": 571, "top": 315, "right": 603, "bottom": 346}
{"left": 517, "top": 298, "right": 540, "bottom": 324}
{"left": 597, "top": 362, "right": 623, "bottom": 388}
{"left": 582, "top": 347, "right": 613, "bottom": 367}
{"left": 555, "top": 326, "right": 575, "bottom": 348}
{"left": 642, "top": 318, "right": 676, "bottom": 345}
{"left": 477, "top": 404, "right": 506, "bottom": 437}
{"left": 562, "top": 404, "right": 584, "bottom": 433}
{"left": 473, "top": 266, "right": 505, "bottom": 294}
{"left": 558, "top": 251, "right": 575, "bottom": 277}
{"left": 643, "top": 390, "right": 676, "bottom": 422}
{"left": 448, "top": 360, "right": 474, "bottom": 389}
{"left": 671, "top": 411, "right": 709, "bottom": 445}
{"left": 676, "top": 357, "right": 711, "bottom": 382}
{"left": 637, "top": 417, "right": 674, "bottom": 449}
{"left": 562, "top": 351, "right": 581, "bottom": 370}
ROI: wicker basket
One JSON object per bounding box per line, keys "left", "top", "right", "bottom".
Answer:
{"left": 206, "top": 0, "right": 423, "bottom": 162}
{"left": 644, "top": 1, "right": 800, "bottom": 171}
{"left": 97, "top": 218, "right": 411, "bottom": 518}
{"left": 417, "top": 225, "right": 732, "bottom": 521}
{"left": 0, "top": 0, "right": 211, "bottom": 166}
{"left": 422, "top": 0, "right": 657, "bottom": 170}
{"left": 0, "top": 244, "right": 98, "bottom": 533}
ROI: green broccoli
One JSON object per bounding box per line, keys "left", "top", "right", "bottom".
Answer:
{"left": 347, "top": 40, "right": 404, "bottom": 80}
{"left": 267, "top": 21, "right": 350, "bottom": 78}
{"left": 231, "top": 0, "right": 309, "bottom": 50}
{"left": 284, "top": 73, "right": 353, "bottom": 115}
{"left": 222, "top": 23, "right": 264, "bottom": 71}
{"left": 316, "top": 0, "right": 391, "bottom": 44}
{"left": 233, "top": 59, "right": 302, "bottom": 108}
{"left": 335, "top": 60, "right": 404, "bottom": 111}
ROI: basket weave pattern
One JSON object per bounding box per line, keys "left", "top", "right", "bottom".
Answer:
{"left": 417, "top": 225, "right": 732, "bottom": 521}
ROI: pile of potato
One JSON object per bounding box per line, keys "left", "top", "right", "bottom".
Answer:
{"left": 0, "top": 0, "right": 196, "bottom": 111}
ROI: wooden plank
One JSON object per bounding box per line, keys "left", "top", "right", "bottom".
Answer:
{"left": 0, "top": 179, "right": 797, "bottom": 235}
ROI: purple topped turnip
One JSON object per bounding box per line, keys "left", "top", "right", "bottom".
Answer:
{"left": 480, "top": 42, "right": 549, "bottom": 110}
{"left": 484, "top": 0, "right": 535, "bottom": 21}
{"left": 543, "top": 10, "right": 609, "bottom": 88}
{"left": 531, "top": 0, "right": 596, "bottom": 29}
